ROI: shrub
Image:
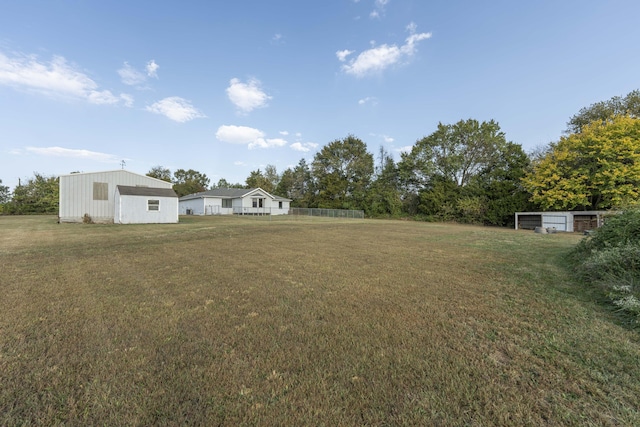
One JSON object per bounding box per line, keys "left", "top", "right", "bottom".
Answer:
{"left": 575, "top": 208, "right": 640, "bottom": 254}
{"left": 571, "top": 207, "right": 640, "bottom": 324}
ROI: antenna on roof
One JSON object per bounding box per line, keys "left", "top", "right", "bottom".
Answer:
{"left": 120, "top": 160, "right": 126, "bottom": 170}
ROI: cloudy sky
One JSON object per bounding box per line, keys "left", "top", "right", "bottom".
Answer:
{"left": 1, "top": 0, "right": 639, "bottom": 190}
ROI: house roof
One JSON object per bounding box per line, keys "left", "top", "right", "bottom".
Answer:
{"left": 117, "top": 185, "right": 178, "bottom": 198}
{"left": 179, "top": 187, "right": 291, "bottom": 201}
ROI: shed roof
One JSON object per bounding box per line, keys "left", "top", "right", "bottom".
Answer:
{"left": 117, "top": 185, "right": 178, "bottom": 198}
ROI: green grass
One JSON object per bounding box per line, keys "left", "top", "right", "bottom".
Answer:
{"left": 1, "top": 215, "right": 639, "bottom": 426}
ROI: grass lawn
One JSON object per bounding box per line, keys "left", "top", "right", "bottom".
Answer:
{"left": 1, "top": 215, "right": 639, "bottom": 426}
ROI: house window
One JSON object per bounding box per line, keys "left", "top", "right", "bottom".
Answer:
{"left": 252, "top": 198, "right": 263, "bottom": 208}
{"left": 222, "top": 199, "right": 232, "bottom": 208}
{"left": 148, "top": 200, "right": 160, "bottom": 211}
{"left": 279, "top": 201, "right": 283, "bottom": 209}
{"left": 93, "top": 182, "right": 108, "bottom": 200}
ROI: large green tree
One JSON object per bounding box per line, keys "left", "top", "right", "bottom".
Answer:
{"left": 399, "top": 119, "right": 513, "bottom": 221}
{"left": 264, "top": 165, "right": 280, "bottom": 192}
{"left": 172, "top": 169, "right": 210, "bottom": 197}
{"left": 567, "top": 89, "right": 640, "bottom": 134}
{"left": 146, "top": 166, "right": 172, "bottom": 182}
{"left": 312, "top": 135, "right": 374, "bottom": 210}
{"left": 274, "top": 159, "right": 314, "bottom": 206}
{"left": 0, "top": 179, "right": 10, "bottom": 214}
{"left": 0, "top": 179, "right": 10, "bottom": 204}
{"left": 245, "top": 165, "right": 279, "bottom": 193}
{"left": 212, "top": 178, "right": 244, "bottom": 189}
{"left": 366, "top": 147, "right": 402, "bottom": 217}
{"left": 405, "top": 119, "right": 508, "bottom": 187}
{"left": 468, "top": 142, "right": 536, "bottom": 226}
{"left": 6, "top": 174, "right": 59, "bottom": 214}
{"left": 523, "top": 115, "right": 640, "bottom": 210}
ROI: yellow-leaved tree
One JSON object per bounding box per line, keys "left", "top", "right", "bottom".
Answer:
{"left": 523, "top": 115, "right": 640, "bottom": 210}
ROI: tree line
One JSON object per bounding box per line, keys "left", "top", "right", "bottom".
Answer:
{"left": 3, "top": 89, "right": 640, "bottom": 223}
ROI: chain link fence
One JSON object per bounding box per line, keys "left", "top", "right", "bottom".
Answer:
{"left": 289, "top": 207, "right": 364, "bottom": 219}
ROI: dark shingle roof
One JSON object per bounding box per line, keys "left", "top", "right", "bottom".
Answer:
{"left": 117, "top": 185, "right": 178, "bottom": 198}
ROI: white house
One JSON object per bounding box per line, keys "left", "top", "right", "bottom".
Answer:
{"left": 179, "top": 188, "right": 291, "bottom": 216}
{"left": 114, "top": 185, "right": 178, "bottom": 224}
{"left": 59, "top": 170, "right": 177, "bottom": 224}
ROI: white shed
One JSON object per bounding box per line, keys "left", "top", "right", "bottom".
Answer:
{"left": 179, "top": 188, "right": 291, "bottom": 216}
{"left": 514, "top": 210, "right": 612, "bottom": 232}
{"left": 59, "top": 170, "right": 175, "bottom": 223}
{"left": 115, "top": 186, "right": 178, "bottom": 224}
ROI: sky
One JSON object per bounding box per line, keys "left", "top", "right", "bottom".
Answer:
{"left": 1, "top": 0, "right": 640, "bottom": 191}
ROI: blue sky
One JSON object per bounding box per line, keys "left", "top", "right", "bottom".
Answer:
{"left": 1, "top": 0, "right": 639, "bottom": 190}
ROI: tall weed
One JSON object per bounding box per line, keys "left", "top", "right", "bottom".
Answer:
{"left": 571, "top": 207, "right": 640, "bottom": 323}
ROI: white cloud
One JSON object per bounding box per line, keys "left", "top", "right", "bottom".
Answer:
{"left": 358, "top": 96, "right": 378, "bottom": 106}
{"left": 290, "top": 142, "right": 318, "bottom": 152}
{"left": 87, "top": 90, "right": 121, "bottom": 105}
{"left": 340, "top": 23, "right": 431, "bottom": 77}
{"left": 226, "top": 78, "right": 271, "bottom": 113}
{"left": 120, "top": 93, "right": 134, "bottom": 107}
{"left": 118, "top": 62, "right": 146, "bottom": 86}
{"left": 336, "top": 49, "right": 354, "bottom": 62}
{"left": 370, "top": 0, "right": 389, "bottom": 19}
{"left": 146, "top": 96, "right": 205, "bottom": 123}
{"left": 216, "top": 125, "right": 265, "bottom": 145}
{"left": 279, "top": 130, "right": 289, "bottom": 136}
{"left": 370, "top": 133, "right": 394, "bottom": 143}
{"left": 146, "top": 60, "right": 159, "bottom": 78}
{"left": 0, "top": 52, "right": 125, "bottom": 105}
{"left": 249, "top": 137, "right": 288, "bottom": 150}
{"left": 26, "top": 146, "right": 120, "bottom": 162}
{"left": 216, "top": 125, "right": 289, "bottom": 149}
{"left": 397, "top": 145, "right": 412, "bottom": 153}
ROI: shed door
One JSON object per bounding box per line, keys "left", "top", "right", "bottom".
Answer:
{"left": 542, "top": 214, "right": 567, "bottom": 231}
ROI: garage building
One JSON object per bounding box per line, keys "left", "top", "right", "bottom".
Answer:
{"left": 514, "top": 211, "right": 610, "bottom": 232}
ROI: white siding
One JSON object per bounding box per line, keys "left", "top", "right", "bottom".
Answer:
{"left": 59, "top": 170, "right": 173, "bottom": 223}
{"left": 178, "top": 188, "right": 292, "bottom": 216}
{"left": 179, "top": 198, "right": 205, "bottom": 215}
{"left": 272, "top": 200, "right": 290, "bottom": 215}
{"left": 115, "top": 193, "right": 178, "bottom": 224}
{"left": 179, "top": 197, "right": 235, "bottom": 215}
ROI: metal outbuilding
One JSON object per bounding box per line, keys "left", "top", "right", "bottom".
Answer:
{"left": 514, "top": 211, "right": 611, "bottom": 232}
{"left": 59, "top": 170, "right": 176, "bottom": 224}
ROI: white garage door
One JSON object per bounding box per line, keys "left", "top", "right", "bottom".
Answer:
{"left": 542, "top": 214, "right": 568, "bottom": 231}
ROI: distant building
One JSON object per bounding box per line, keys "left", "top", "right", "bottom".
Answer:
{"left": 59, "top": 170, "right": 178, "bottom": 224}
{"left": 179, "top": 188, "right": 291, "bottom": 216}
{"left": 514, "top": 211, "right": 611, "bottom": 232}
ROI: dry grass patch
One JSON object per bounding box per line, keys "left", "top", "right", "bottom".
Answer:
{"left": 1, "top": 215, "right": 639, "bottom": 425}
